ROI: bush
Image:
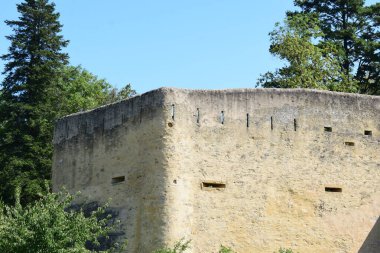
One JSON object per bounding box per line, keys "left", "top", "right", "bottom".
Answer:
{"left": 0, "top": 187, "right": 123, "bottom": 253}
{"left": 153, "top": 240, "right": 237, "bottom": 253}
{"left": 152, "top": 239, "right": 191, "bottom": 253}
{"left": 277, "top": 248, "right": 295, "bottom": 253}
{"left": 219, "top": 245, "right": 235, "bottom": 253}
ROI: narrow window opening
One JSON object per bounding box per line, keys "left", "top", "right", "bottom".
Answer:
{"left": 345, "top": 141, "right": 355, "bottom": 146}
{"left": 246, "top": 113, "right": 249, "bottom": 128}
{"left": 196, "top": 108, "right": 200, "bottom": 124}
{"left": 270, "top": 116, "right": 273, "bottom": 130}
{"left": 364, "top": 130, "right": 372, "bottom": 136}
{"left": 294, "top": 119, "right": 297, "bottom": 131}
{"left": 202, "top": 181, "right": 226, "bottom": 189}
{"left": 171, "top": 104, "right": 175, "bottom": 120}
{"left": 325, "top": 187, "right": 342, "bottom": 193}
{"left": 324, "top": 126, "right": 332, "bottom": 132}
{"left": 220, "top": 111, "right": 224, "bottom": 124}
{"left": 112, "top": 176, "right": 125, "bottom": 184}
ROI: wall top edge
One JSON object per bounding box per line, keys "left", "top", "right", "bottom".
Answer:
{"left": 57, "top": 87, "right": 380, "bottom": 121}
{"left": 161, "top": 87, "right": 380, "bottom": 98}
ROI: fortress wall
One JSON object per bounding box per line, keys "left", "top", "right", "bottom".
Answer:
{"left": 53, "top": 87, "right": 380, "bottom": 253}
{"left": 52, "top": 89, "right": 171, "bottom": 252}
{"left": 162, "top": 88, "right": 380, "bottom": 253}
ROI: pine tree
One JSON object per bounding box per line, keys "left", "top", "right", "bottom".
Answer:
{"left": 292, "top": 0, "right": 379, "bottom": 94}
{"left": 259, "top": 0, "right": 379, "bottom": 93}
{"left": 257, "top": 13, "right": 357, "bottom": 92}
{"left": 357, "top": 3, "right": 380, "bottom": 94}
{"left": 0, "top": 0, "right": 69, "bottom": 204}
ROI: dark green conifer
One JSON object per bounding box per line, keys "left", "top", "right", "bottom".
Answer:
{"left": 292, "top": 0, "right": 379, "bottom": 94}
{"left": 0, "top": 0, "right": 69, "bottom": 204}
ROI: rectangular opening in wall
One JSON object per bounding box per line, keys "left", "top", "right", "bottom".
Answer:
{"left": 171, "top": 104, "right": 175, "bottom": 120}
{"left": 324, "top": 127, "right": 332, "bottom": 132}
{"left": 246, "top": 113, "right": 249, "bottom": 128}
{"left": 364, "top": 130, "right": 372, "bottom": 136}
{"left": 325, "top": 187, "right": 342, "bottom": 193}
{"left": 220, "top": 111, "right": 225, "bottom": 124}
{"left": 202, "top": 181, "right": 226, "bottom": 190}
{"left": 270, "top": 116, "right": 273, "bottom": 130}
{"left": 294, "top": 119, "right": 297, "bottom": 131}
{"left": 112, "top": 176, "right": 125, "bottom": 184}
{"left": 345, "top": 141, "right": 355, "bottom": 146}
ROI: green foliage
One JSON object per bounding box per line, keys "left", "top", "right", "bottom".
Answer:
{"left": 292, "top": 0, "right": 379, "bottom": 93}
{"left": 259, "top": 0, "right": 379, "bottom": 94}
{"left": 153, "top": 240, "right": 237, "bottom": 253}
{"left": 0, "top": 187, "right": 122, "bottom": 253}
{"left": 257, "top": 14, "right": 357, "bottom": 92}
{"left": 152, "top": 239, "right": 191, "bottom": 253}
{"left": 116, "top": 83, "right": 137, "bottom": 101}
{"left": 52, "top": 65, "right": 136, "bottom": 117}
{"left": 276, "top": 248, "right": 295, "bottom": 253}
{"left": 218, "top": 245, "right": 235, "bottom": 253}
{"left": 0, "top": 0, "right": 136, "bottom": 205}
{"left": 0, "top": 0, "right": 69, "bottom": 205}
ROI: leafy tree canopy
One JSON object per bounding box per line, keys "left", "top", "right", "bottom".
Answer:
{"left": 0, "top": 0, "right": 136, "bottom": 205}
{"left": 259, "top": 0, "right": 379, "bottom": 94}
{"left": 53, "top": 65, "right": 136, "bottom": 117}
{"left": 257, "top": 14, "right": 357, "bottom": 92}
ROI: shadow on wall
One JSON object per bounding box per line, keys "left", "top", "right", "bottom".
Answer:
{"left": 359, "top": 217, "right": 380, "bottom": 253}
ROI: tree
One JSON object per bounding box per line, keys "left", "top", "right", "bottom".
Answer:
{"left": 356, "top": 3, "right": 380, "bottom": 94}
{"left": 0, "top": 0, "right": 137, "bottom": 205}
{"left": 257, "top": 14, "right": 357, "bottom": 92}
{"left": 52, "top": 65, "right": 136, "bottom": 117}
{"left": 0, "top": 0, "right": 69, "bottom": 205}
{"left": 291, "top": 0, "right": 379, "bottom": 94}
{"left": 116, "top": 83, "right": 137, "bottom": 101}
{"left": 259, "top": 0, "right": 379, "bottom": 94}
{"left": 0, "top": 187, "right": 123, "bottom": 253}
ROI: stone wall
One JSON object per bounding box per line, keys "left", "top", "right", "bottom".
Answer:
{"left": 53, "top": 88, "right": 169, "bottom": 252}
{"left": 52, "top": 88, "right": 380, "bottom": 253}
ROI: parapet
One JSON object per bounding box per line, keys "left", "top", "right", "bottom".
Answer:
{"left": 53, "top": 87, "right": 380, "bottom": 144}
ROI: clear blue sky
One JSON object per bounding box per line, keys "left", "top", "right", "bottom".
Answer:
{"left": 0, "top": 1, "right": 377, "bottom": 94}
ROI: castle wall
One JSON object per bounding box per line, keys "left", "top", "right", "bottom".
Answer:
{"left": 52, "top": 89, "right": 170, "bottom": 252}
{"left": 162, "top": 88, "right": 380, "bottom": 253}
{"left": 52, "top": 88, "right": 380, "bottom": 253}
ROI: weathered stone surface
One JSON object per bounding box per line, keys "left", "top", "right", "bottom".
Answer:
{"left": 52, "top": 88, "right": 380, "bottom": 253}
